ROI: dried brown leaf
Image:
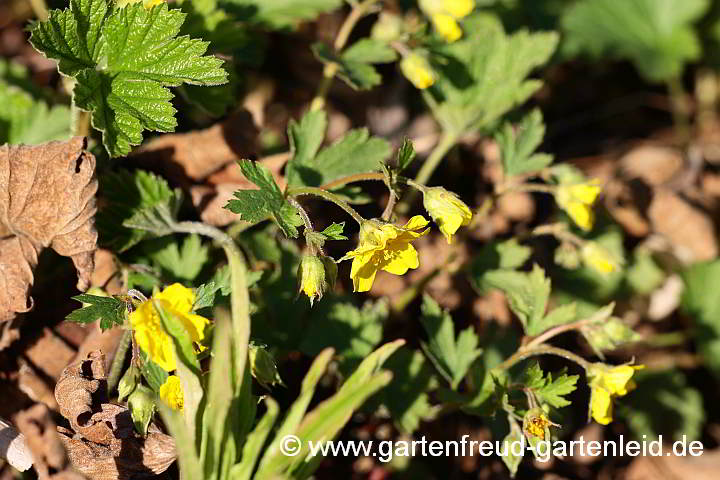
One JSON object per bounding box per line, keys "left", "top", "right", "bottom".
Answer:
{"left": 0, "top": 137, "right": 98, "bottom": 324}
{"left": 15, "top": 404, "right": 85, "bottom": 480}
{"left": 54, "top": 351, "right": 176, "bottom": 480}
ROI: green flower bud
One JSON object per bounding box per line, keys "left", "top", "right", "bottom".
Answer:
{"left": 249, "top": 343, "right": 284, "bottom": 390}
{"left": 117, "top": 364, "right": 140, "bottom": 402}
{"left": 422, "top": 186, "right": 472, "bottom": 243}
{"left": 582, "top": 316, "right": 641, "bottom": 356}
{"left": 371, "top": 12, "right": 403, "bottom": 42}
{"left": 128, "top": 385, "right": 156, "bottom": 436}
{"left": 297, "top": 254, "right": 335, "bottom": 305}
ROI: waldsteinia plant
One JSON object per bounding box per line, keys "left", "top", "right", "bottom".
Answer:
{"left": 5, "top": 0, "right": 663, "bottom": 478}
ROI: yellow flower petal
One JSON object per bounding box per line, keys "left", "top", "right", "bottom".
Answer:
{"left": 603, "top": 365, "right": 643, "bottom": 396}
{"left": 353, "top": 260, "right": 379, "bottom": 292}
{"left": 445, "top": 0, "right": 475, "bottom": 18}
{"left": 431, "top": 13, "right": 463, "bottom": 42}
{"left": 155, "top": 283, "right": 195, "bottom": 314}
{"left": 130, "top": 300, "right": 177, "bottom": 371}
{"left": 159, "top": 375, "right": 184, "bottom": 411}
{"left": 400, "top": 53, "right": 437, "bottom": 89}
{"left": 566, "top": 201, "right": 594, "bottom": 231}
{"left": 381, "top": 242, "right": 420, "bottom": 275}
{"left": 590, "top": 386, "right": 613, "bottom": 425}
{"left": 556, "top": 180, "right": 602, "bottom": 231}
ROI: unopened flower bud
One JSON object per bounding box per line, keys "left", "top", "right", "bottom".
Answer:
{"left": 297, "top": 254, "right": 335, "bottom": 305}
{"left": 371, "top": 12, "right": 403, "bottom": 42}
{"left": 249, "top": 343, "right": 284, "bottom": 389}
{"left": 581, "top": 241, "right": 618, "bottom": 275}
{"left": 422, "top": 186, "right": 472, "bottom": 243}
{"left": 400, "top": 52, "right": 437, "bottom": 89}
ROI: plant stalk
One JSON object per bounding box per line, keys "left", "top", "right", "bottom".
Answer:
{"left": 287, "top": 186, "right": 365, "bottom": 224}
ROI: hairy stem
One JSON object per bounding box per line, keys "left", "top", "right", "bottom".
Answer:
{"left": 71, "top": 94, "right": 91, "bottom": 138}
{"left": 495, "top": 345, "right": 591, "bottom": 372}
{"left": 319, "top": 172, "right": 385, "bottom": 190}
{"left": 287, "top": 186, "right": 365, "bottom": 224}
{"left": 310, "top": 0, "right": 380, "bottom": 111}
{"left": 174, "top": 222, "right": 250, "bottom": 391}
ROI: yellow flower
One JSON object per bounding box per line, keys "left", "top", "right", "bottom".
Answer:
{"left": 555, "top": 179, "right": 602, "bottom": 231}
{"left": 431, "top": 13, "right": 463, "bottom": 42}
{"left": 400, "top": 53, "right": 437, "bottom": 89}
{"left": 444, "top": 0, "right": 475, "bottom": 18}
{"left": 581, "top": 242, "right": 617, "bottom": 275}
{"left": 342, "top": 216, "right": 430, "bottom": 292}
{"left": 159, "top": 375, "right": 184, "bottom": 411}
{"left": 422, "top": 187, "right": 472, "bottom": 243}
{"left": 129, "top": 283, "right": 209, "bottom": 372}
{"left": 143, "top": 0, "right": 165, "bottom": 8}
{"left": 587, "top": 363, "right": 644, "bottom": 425}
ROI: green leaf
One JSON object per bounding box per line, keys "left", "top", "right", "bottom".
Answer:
{"left": 526, "top": 302, "right": 577, "bottom": 336}
{"left": 419, "top": 295, "right": 482, "bottom": 389}
{"left": 342, "top": 39, "right": 397, "bottom": 63}
{"left": 140, "top": 351, "right": 169, "bottom": 392}
{"left": 562, "top": 0, "right": 710, "bottom": 82}
{"left": 312, "top": 42, "right": 390, "bottom": 90}
{"left": 225, "top": 159, "right": 303, "bottom": 238}
{"left": 231, "top": 397, "right": 279, "bottom": 480}
{"left": 0, "top": 79, "right": 70, "bottom": 145}
{"left": 428, "top": 13, "right": 558, "bottom": 135}
{"left": 286, "top": 109, "right": 328, "bottom": 186}
{"left": 146, "top": 234, "right": 209, "bottom": 282}
{"left": 319, "top": 222, "right": 347, "bottom": 240}
{"left": 287, "top": 124, "right": 391, "bottom": 187}
{"left": 523, "top": 363, "right": 578, "bottom": 409}
{"left": 377, "top": 347, "right": 439, "bottom": 434}
{"left": 96, "top": 169, "right": 180, "bottom": 251}
{"left": 395, "top": 138, "right": 417, "bottom": 172}
{"left": 300, "top": 298, "right": 387, "bottom": 367}
{"left": 158, "top": 403, "right": 203, "bottom": 480}
{"left": 30, "top": 1, "right": 227, "bottom": 156}
{"left": 220, "top": 0, "right": 343, "bottom": 29}
{"left": 66, "top": 294, "right": 127, "bottom": 331}
{"left": 193, "top": 265, "right": 232, "bottom": 311}
{"left": 681, "top": 259, "right": 720, "bottom": 378}
{"left": 484, "top": 264, "right": 550, "bottom": 332}
{"left": 468, "top": 239, "right": 532, "bottom": 291}
{"left": 496, "top": 109, "right": 553, "bottom": 176}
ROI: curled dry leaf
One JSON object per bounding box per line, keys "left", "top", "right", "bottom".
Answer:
{"left": 0, "top": 137, "right": 98, "bottom": 324}
{"left": 15, "top": 404, "right": 85, "bottom": 480}
{"left": 54, "top": 351, "right": 176, "bottom": 480}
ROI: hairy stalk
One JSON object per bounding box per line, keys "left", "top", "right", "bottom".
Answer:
{"left": 495, "top": 345, "right": 591, "bottom": 371}
{"left": 71, "top": 94, "right": 91, "bottom": 138}
{"left": 287, "top": 186, "right": 365, "bottom": 224}
{"left": 310, "top": 0, "right": 380, "bottom": 111}
{"left": 108, "top": 329, "right": 132, "bottom": 393}
{"left": 320, "top": 172, "right": 385, "bottom": 190}
{"left": 287, "top": 197, "right": 314, "bottom": 232}
{"left": 524, "top": 317, "right": 596, "bottom": 349}
{"left": 398, "top": 132, "right": 458, "bottom": 213}
{"left": 174, "top": 221, "right": 250, "bottom": 392}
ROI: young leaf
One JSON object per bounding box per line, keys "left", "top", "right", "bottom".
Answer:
{"left": 319, "top": 222, "right": 347, "bottom": 240}
{"left": 66, "top": 294, "right": 127, "bottom": 331}
{"left": 496, "top": 109, "right": 553, "bottom": 177}
{"left": 192, "top": 265, "right": 232, "bottom": 311}
{"left": 419, "top": 295, "right": 483, "bottom": 389}
{"left": 30, "top": 1, "right": 228, "bottom": 157}
{"left": 96, "top": 169, "right": 180, "bottom": 251}
{"left": 562, "top": 0, "right": 710, "bottom": 82}
{"left": 225, "top": 159, "right": 303, "bottom": 238}
{"left": 524, "top": 363, "right": 579, "bottom": 409}
{"left": 395, "top": 138, "right": 417, "bottom": 172}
